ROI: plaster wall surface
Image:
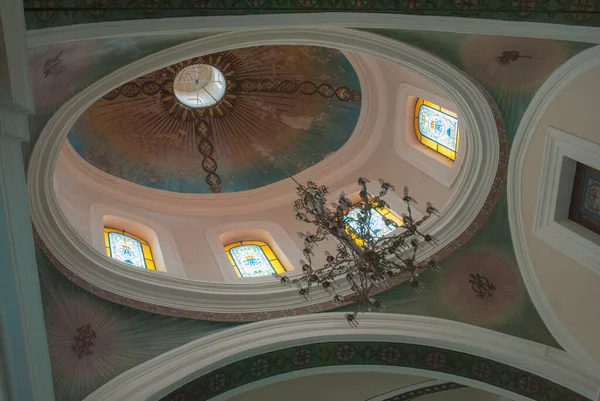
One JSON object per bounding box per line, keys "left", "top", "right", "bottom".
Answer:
{"left": 521, "top": 65, "right": 600, "bottom": 364}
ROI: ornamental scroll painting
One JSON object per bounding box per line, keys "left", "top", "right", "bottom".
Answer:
{"left": 227, "top": 243, "right": 278, "bottom": 278}
{"left": 415, "top": 99, "right": 459, "bottom": 160}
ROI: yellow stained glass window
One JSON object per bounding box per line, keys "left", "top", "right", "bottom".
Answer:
{"left": 342, "top": 200, "right": 404, "bottom": 246}
{"left": 414, "top": 98, "right": 460, "bottom": 161}
{"left": 224, "top": 240, "right": 286, "bottom": 278}
{"left": 104, "top": 228, "right": 156, "bottom": 270}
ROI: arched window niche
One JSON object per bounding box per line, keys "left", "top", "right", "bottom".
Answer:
{"left": 90, "top": 207, "right": 186, "bottom": 277}
{"left": 104, "top": 228, "right": 156, "bottom": 270}
{"left": 224, "top": 240, "right": 286, "bottom": 278}
{"left": 414, "top": 98, "right": 460, "bottom": 161}
{"left": 337, "top": 187, "right": 416, "bottom": 246}
{"left": 342, "top": 200, "right": 404, "bottom": 246}
{"left": 206, "top": 222, "right": 301, "bottom": 282}
{"left": 395, "top": 83, "right": 466, "bottom": 189}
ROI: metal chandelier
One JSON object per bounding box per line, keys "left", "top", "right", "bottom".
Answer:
{"left": 275, "top": 177, "right": 440, "bottom": 325}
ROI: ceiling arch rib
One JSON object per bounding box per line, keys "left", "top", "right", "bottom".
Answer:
{"left": 83, "top": 314, "right": 600, "bottom": 401}
{"left": 28, "top": 27, "right": 503, "bottom": 320}
{"left": 508, "top": 45, "right": 600, "bottom": 372}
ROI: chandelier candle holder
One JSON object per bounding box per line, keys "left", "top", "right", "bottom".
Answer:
{"left": 275, "top": 177, "right": 441, "bottom": 326}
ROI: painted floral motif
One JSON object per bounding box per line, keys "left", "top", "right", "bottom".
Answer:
{"left": 440, "top": 248, "right": 521, "bottom": 325}
{"left": 72, "top": 323, "right": 97, "bottom": 359}
{"left": 207, "top": 372, "right": 226, "bottom": 392}
{"left": 510, "top": 0, "right": 536, "bottom": 16}
{"left": 250, "top": 359, "right": 269, "bottom": 377}
{"left": 472, "top": 361, "right": 492, "bottom": 380}
{"left": 456, "top": 0, "right": 479, "bottom": 10}
{"left": 293, "top": 348, "right": 313, "bottom": 366}
{"left": 335, "top": 344, "right": 357, "bottom": 362}
{"left": 426, "top": 352, "right": 446, "bottom": 370}
{"left": 567, "top": 0, "right": 595, "bottom": 20}
{"left": 380, "top": 346, "right": 402, "bottom": 363}
{"left": 519, "top": 375, "right": 541, "bottom": 394}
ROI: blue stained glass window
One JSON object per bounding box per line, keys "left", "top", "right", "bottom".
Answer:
{"left": 414, "top": 98, "right": 459, "bottom": 161}
{"left": 418, "top": 105, "right": 458, "bottom": 151}
{"left": 228, "top": 244, "right": 277, "bottom": 278}
{"left": 107, "top": 232, "right": 146, "bottom": 268}
{"left": 343, "top": 205, "right": 398, "bottom": 240}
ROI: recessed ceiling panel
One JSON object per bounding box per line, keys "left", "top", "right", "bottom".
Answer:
{"left": 67, "top": 45, "right": 362, "bottom": 194}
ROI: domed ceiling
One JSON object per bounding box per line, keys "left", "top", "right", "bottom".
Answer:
{"left": 67, "top": 45, "right": 362, "bottom": 194}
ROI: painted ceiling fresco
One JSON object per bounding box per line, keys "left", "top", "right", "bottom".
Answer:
{"left": 28, "top": 30, "right": 593, "bottom": 400}
{"left": 22, "top": 0, "right": 600, "bottom": 29}
{"left": 67, "top": 45, "right": 362, "bottom": 193}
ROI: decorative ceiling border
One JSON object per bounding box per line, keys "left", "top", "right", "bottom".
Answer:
{"left": 21, "top": 2, "right": 600, "bottom": 32}
{"left": 83, "top": 314, "right": 600, "bottom": 401}
{"left": 508, "top": 45, "right": 600, "bottom": 372}
{"left": 26, "top": 15, "right": 600, "bottom": 48}
{"left": 28, "top": 27, "right": 504, "bottom": 320}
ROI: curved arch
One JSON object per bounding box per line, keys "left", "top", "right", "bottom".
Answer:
{"left": 26, "top": 15, "right": 600, "bottom": 47}
{"left": 28, "top": 27, "right": 504, "bottom": 320}
{"left": 507, "top": 45, "right": 600, "bottom": 371}
{"left": 82, "top": 314, "right": 598, "bottom": 401}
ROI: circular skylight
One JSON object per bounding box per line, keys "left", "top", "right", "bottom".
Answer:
{"left": 173, "top": 64, "right": 226, "bottom": 108}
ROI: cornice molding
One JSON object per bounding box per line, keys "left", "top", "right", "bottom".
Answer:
{"left": 25, "top": 14, "right": 600, "bottom": 48}
{"left": 83, "top": 314, "right": 600, "bottom": 401}
{"left": 28, "top": 28, "right": 503, "bottom": 321}
{"left": 507, "top": 45, "right": 600, "bottom": 371}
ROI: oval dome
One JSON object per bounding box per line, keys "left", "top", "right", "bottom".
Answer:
{"left": 67, "top": 45, "right": 362, "bottom": 193}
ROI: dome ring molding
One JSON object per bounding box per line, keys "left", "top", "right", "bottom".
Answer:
{"left": 29, "top": 28, "right": 505, "bottom": 321}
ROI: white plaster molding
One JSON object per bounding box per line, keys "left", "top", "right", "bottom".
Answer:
{"left": 533, "top": 127, "right": 600, "bottom": 276}
{"left": 90, "top": 205, "right": 187, "bottom": 278}
{"left": 366, "top": 379, "right": 444, "bottom": 401}
{"left": 28, "top": 28, "right": 498, "bottom": 317}
{"left": 25, "top": 14, "right": 600, "bottom": 48}
{"left": 216, "top": 370, "right": 516, "bottom": 401}
{"left": 205, "top": 221, "right": 303, "bottom": 283}
{"left": 394, "top": 83, "right": 465, "bottom": 189}
{"left": 508, "top": 45, "right": 600, "bottom": 372}
{"left": 83, "top": 314, "right": 600, "bottom": 401}
{"left": 55, "top": 51, "right": 380, "bottom": 217}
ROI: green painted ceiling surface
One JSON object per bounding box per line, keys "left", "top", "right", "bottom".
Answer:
{"left": 31, "top": 29, "right": 593, "bottom": 400}
{"left": 22, "top": 0, "right": 600, "bottom": 29}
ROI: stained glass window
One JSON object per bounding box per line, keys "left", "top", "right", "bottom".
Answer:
{"left": 104, "top": 228, "right": 156, "bottom": 270}
{"left": 343, "top": 201, "right": 404, "bottom": 246}
{"left": 224, "top": 240, "right": 286, "bottom": 278}
{"left": 414, "top": 98, "right": 460, "bottom": 161}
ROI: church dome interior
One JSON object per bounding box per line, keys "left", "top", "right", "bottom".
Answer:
{"left": 1, "top": 4, "right": 599, "bottom": 401}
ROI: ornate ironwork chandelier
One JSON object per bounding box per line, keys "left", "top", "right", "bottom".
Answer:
{"left": 275, "top": 177, "right": 441, "bottom": 325}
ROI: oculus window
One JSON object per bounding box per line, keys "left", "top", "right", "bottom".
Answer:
{"left": 173, "top": 64, "right": 226, "bottom": 108}
{"left": 414, "top": 98, "right": 459, "bottom": 161}
{"left": 104, "top": 228, "right": 156, "bottom": 270}
{"left": 342, "top": 201, "right": 404, "bottom": 246}
{"left": 224, "top": 240, "right": 285, "bottom": 278}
